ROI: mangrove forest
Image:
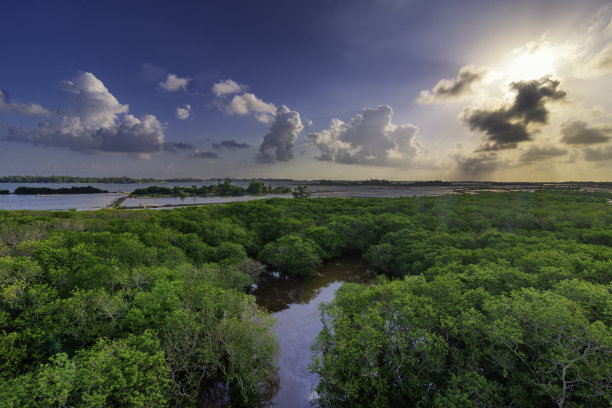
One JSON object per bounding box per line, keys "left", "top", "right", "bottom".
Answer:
{"left": 0, "top": 191, "right": 610, "bottom": 407}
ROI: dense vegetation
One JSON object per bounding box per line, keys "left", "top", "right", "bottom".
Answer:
{"left": 130, "top": 179, "right": 292, "bottom": 197}
{"left": 311, "top": 193, "right": 612, "bottom": 408}
{"left": 13, "top": 186, "right": 108, "bottom": 195}
{"left": 0, "top": 190, "right": 9, "bottom": 195}
{"left": 0, "top": 191, "right": 610, "bottom": 407}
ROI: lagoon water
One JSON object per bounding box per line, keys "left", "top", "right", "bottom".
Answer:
{"left": 0, "top": 181, "right": 291, "bottom": 211}
{"left": 0, "top": 191, "right": 125, "bottom": 211}
{"left": 0, "top": 182, "right": 460, "bottom": 211}
{"left": 120, "top": 193, "right": 293, "bottom": 208}
{"left": 0, "top": 182, "right": 143, "bottom": 211}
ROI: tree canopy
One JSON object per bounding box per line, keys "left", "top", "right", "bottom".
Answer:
{"left": 0, "top": 191, "right": 610, "bottom": 407}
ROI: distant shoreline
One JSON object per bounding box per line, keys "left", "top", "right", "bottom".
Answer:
{"left": 1, "top": 175, "right": 611, "bottom": 186}
{"left": 0, "top": 176, "right": 204, "bottom": 184}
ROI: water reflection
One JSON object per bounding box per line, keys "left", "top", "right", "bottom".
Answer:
{"left": 253, "top": 255, "right": 374, "bottom": 407}
{"left": 254, "top": 255, "right": 374, "bottom": 313}
{"left": 197, "top": 376, "right": 279, "bottom": 408}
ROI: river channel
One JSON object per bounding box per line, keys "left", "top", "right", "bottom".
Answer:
{"left": 252, "top": 255, "right": 375, "bottom": 407}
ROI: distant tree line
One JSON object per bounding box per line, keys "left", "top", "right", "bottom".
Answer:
{"left": 315, "top": 179, "right": 395, "bottom": 186}
{"left": 314, "top": 179, "right": 453, "bottom": 186}
{"left": 0, "top": 175, "right": 204, "bottom": 184}
{"left": 130, "top": 179, "right": 292, "bottom": 198}
{"left": 13, "top": 186, "right": 108, "bottom": 195}
{"left": 0, "top": 190, "right": 9, "bottom": 195}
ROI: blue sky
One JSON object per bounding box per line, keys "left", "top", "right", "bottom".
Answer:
{"left": 1, "top": 0, "right": 611, "bottom": 180}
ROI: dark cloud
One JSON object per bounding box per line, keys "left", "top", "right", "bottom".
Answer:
{"left": 452, "top": 151, "right": 501, "bottom": 179}
{"left": 256, "top": 105, "right": 303, "bottom": 163}
{"left": 510, "top": 77, "right": 566, "bottom": 123}
{"left": 4, "top": 73, "right": 166, "bottom": 155}
{"left": 0, "top": 89, "right": 51, "bottom": 116}
{"left": 163, "top": 142, "right": 194, "bottom": 152}
{"left": 212, "top": 140, "right": 251, "bottom": 151}
{"left": 463, "top": 110, "right": 530, "bottom": 151}
{"left": 307, "top": 105, "right": 421, "bottom": 166}
{"left": 519, "top": 145, "right": 568, "bottom": 163}
{"left": 461, "top": 76, "right": 566, "bottom": 151}
{"left": 190, "top": 149, "right": 219, "bottom": 159}
{"left": 583, "top": 145, "right": 612, "bottom": 162}
{"left": 96, "top": 115, "right": 165, "bottom": 154}
{"left": 560, "top": 119, "right": 612, "bottom": 145}
{"left": 417, "top": 65, "right": 490, "bottom": 104}
{"left": 7, "top": 114, "right": 165, "bottom": 155}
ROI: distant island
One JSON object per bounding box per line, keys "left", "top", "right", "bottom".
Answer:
{"left": 0, "top": 175, "right": 204, "bottom": 184}
{"left": 13, "top": 186, "right": 108, "bottom": 195}
{"left": 130, "top": 179, "right": 292, "bottom": 197}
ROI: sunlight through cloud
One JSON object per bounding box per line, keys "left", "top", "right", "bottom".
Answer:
{"left": 502, "top": 42, "right": 559, "bottom": 82}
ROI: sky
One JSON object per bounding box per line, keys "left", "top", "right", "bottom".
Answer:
{"left": 0, "top": 0, "right": 611, "bottom": 181}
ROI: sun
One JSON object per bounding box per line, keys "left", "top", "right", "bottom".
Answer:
{"left": 503, "top": 42, "right": 559, "bottom": 82}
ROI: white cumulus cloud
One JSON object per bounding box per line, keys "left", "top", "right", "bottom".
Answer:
{"left": 0, "top": 89, "right": 51, "bottom": 116}
{"left": 176, "top": 104, "right": 191, "bottom": 120}
{"left": 212, "top": 79, "right": 246, "bottom": 97}
{"left": 212, "top": 79, "right": 278, "bottom": 123}
{"left": 307, "top": 105, "right": 422, "bottom": 167}
{"left": 256, "top": 105, "right": 303, "bottom": 163}
{"left": 160, "top": 73, "right": 191, "bottom": 92}
{"left": 6, "top": 72, "right": 166, "bottom": 155}
{"left": 225, "top": 93, "right": 277, "bottom": 123}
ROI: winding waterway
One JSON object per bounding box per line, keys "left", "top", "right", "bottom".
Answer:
{"left": 253, "top": 256, "right": 375, "bottom": 407}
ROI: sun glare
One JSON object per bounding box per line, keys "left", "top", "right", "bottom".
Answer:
{"left": 503, "top": 43, "right": 558, "bottom": 82}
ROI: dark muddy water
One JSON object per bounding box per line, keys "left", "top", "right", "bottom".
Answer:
{"left": 253, "top": 256, "right": 375, "bottom": 407}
